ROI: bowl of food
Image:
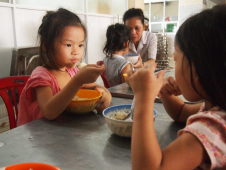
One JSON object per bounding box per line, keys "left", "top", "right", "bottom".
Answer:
{"left": 2, "top": 163, "right": 60, "bottom": 170}
{"left": 123, "top": 54, "right": 139, "bottom": 64}
{"left": 66, "top": 89, "right": 102, "bottom": 114}
{"left": 123, "top": 73, "right": 131, "bottom": 88}
{"left": 103, "top": 104, "right": 157, "bottom": 137}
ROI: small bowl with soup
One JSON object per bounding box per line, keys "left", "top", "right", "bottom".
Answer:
{"left": 66, "top": 89, "right": 102, "bottom": 114}
{"left": 103, "top": 104, "right": 158, "bottom": 137}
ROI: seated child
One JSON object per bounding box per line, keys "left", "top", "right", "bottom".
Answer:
{"left": 17, "top": 8, "right": 111, "bottom": 126}
{"left": 103, "top": 23, "right": 132, "bottom": 87}
{"left": 127, "top": 5, "right": 226, "bottom": 170}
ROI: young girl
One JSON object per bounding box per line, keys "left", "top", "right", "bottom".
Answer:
{"left": 127, "top": 5, "right": 226, "bottom": 170}
{"left": 17, "top": 8, "right": 111, "bottom": 126}
{"left": 103, "top": 23, "right": 132, "bottom": 87}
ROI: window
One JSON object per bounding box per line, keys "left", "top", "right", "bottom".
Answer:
{"left": 144, "top": 0, "right": 179, "bottom": 34}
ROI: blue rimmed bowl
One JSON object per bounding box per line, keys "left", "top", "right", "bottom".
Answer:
{"left": 123, "top": 54, "right": 139, "bottom": 64}
{"left": 103, "top": 104, "right": 158, "bottom": 137}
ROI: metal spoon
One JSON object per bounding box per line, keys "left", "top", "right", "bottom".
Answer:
{"left": 122, "top": 97, "right": 135, "bottom": 121}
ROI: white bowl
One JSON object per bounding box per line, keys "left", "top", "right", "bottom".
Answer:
{"left": 123, "top": 54, "right": 139, "bottom": 64}
{"left": 103, "top": 104, "right": 158, "bottom": 137}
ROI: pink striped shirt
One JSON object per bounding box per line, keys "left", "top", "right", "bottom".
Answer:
{"left": 17, "top": 66, "right": 79, "bottom": 126}
{"left": 178, "top": 104, "right": 226, "bottom": 169}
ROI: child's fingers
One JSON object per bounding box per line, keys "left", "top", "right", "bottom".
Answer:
{"left": 164, "top": 82, "right": 176, "bottom": 94}
{"left": 157, "top": 70, "right": 165, "bottom": 80}
{"left": 161, "top": 87, "right": 173, "bottom": 96}
{"left": 168, "top": 77, "right": 177, "bottom": 89}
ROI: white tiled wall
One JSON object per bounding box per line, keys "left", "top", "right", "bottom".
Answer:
{"left": 179, "top": 4, "right": 204, "bottom": 25}
{"left": 166, "top": 4, "right": 204, "bottom": 60}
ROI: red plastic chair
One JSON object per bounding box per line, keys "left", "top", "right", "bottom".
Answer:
{"left": 0, "top": 76, "right": 29, "bottom": 129}
{"left": 97, "top": 61, "right": 110, "bottom": 88}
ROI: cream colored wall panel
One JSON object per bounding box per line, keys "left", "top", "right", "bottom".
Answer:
{"left": 15, "top": 9, "right": 46, "bottom": 47}
{"left": 180, "top": 0, "right": 203, "bottom": 6}
{"left": 87, "top": 15, "right": 112, "bottom": 86}
{"left": 87, "top": 16, "right": 112, "bottom": 64}
{"left": 0, "top": 7, "right": 14, "bottom": 78}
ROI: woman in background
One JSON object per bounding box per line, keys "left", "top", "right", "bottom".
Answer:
{"left": 123, "top": 8, "right": 157, "bottom": 68}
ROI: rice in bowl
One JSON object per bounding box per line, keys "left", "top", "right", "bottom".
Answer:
{"left": 107, "top": 108, "right": 130, "bottom": 120}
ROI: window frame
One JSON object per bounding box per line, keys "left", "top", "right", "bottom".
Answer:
{"left": 144, "top": 0, "right": 180, "bottom": 34}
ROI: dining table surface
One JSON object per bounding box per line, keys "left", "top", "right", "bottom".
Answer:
{"left": 0, "top": 81, "right": 185, "bottom": 170}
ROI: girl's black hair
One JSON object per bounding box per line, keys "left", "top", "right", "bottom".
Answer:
{"left": 38, "top": 8, "right": 87, "bottom": 70}
{"left": 103, "top": 23, "right": 131, "bottom": 58}
{"left": 123, "top": 8, "right": 144, "bottom": 25}
{"left": 175, "top": 5, "right": 226, "bottom": 110}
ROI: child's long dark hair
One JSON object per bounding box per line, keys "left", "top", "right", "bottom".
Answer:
{"left": 103, "top": 23, "right": 131, "bottom": 58}
{"left": 38, "top": 8, "right": 87, "bottom": 70}
{"left": 175, "top": 5, "right": 226, "bottom": 110}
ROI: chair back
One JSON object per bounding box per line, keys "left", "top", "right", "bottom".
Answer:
{"left": 98, "top": 61, "right": 110, "bottom": 88}
{"left": 0, "top": 76, "right": 29, "bottom": 129}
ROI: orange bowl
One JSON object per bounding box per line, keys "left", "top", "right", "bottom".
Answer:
{"left": 66, "top": 89, "right": 102, "bottom": 114}
{"left": 4, "top": 163, "right": 60, "bottom": 170}
{"left": 123, "top": 73, "right": 131, "bottom": 88}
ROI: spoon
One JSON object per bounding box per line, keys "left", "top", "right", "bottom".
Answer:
{"left": 122, "top": 97, "right": 135, "bottom": 121}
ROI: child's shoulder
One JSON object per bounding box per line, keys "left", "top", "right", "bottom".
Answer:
{"left": 30, "top": 66, "right": 54, "bottom": 81}
{"left": 31, "top": 66, "right": 49, "bottom": 75}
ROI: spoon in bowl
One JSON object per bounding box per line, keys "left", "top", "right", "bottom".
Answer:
{"left": 122, "top": 97, "right": 135, "bottom": 121}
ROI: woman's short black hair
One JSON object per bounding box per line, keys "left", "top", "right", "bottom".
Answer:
{"left": 103, "top": 23, "right": 131, "bottom": 58}
{"left": 123, "top": 8, "right": 144, "bottom": 25}
{"left": 175, "top": 5, "right": 226, "bottom": 110}
{"left": 38, "top": 8, "right": 87, "bottom": 70}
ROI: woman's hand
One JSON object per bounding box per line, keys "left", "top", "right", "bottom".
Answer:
{"left": 158, "top": 76, "right": 181, "bottom": 99}
{"left": 95, "top": 86, "right": 112, "bottom": 112}
{"left": 133, "top": 55, "right": 143, "bottom": 68}
{"left": 127, "top": 64, "right": 165, "bottom": 102}
{"left": 76, "top": 64, "right": 105, "bottom": 86}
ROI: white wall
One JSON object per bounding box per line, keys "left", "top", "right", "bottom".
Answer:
{"left": 0, "top": 7, "right": 15, "bottom": 78}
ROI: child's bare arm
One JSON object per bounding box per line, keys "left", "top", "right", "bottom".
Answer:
{"left": 159, "top": 76, "right": 202, "bottom": 122}
{"left": 128, "top": 65, "right": 208, "bottom": 170}
{"left": 36, "top": 76, "right": 82, "bottom": 120}
{"left": 132, "top": 105, "right": 208, "bottom": 170}
{"left": 121, "top": 63, "right": 131, "bottom": 83}
{"left": 161, "top": 94, "right": 202, "bottom": 122}
{"left": 36, "top": 65, "right": 105, "bottom": 120}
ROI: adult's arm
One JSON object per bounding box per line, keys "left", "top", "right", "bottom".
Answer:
{"left": 144, "top": 58, "right": 155, "bottom": 66}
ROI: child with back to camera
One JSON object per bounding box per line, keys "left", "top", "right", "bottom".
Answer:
{"left": 127, "top": 5, "right": 226, "bottom": 170}
{"left": 17, "top": 8, "right": 111, "bottom": 126}
{"left": 103, "top": 23, "right": 132, "bottom": 87}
